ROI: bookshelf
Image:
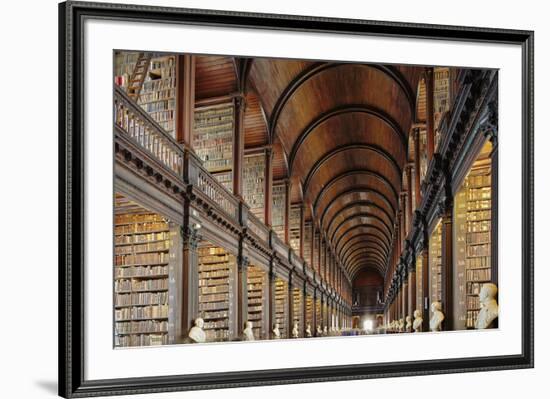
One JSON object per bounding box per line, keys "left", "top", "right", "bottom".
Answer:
{"left": 114, "top": 51, "right": 139, "bottom": 91}
{"left": 243, "top": 153, "right": 266, "bottom": 222}
{"left": 429, "top": 221, "right": 442, "bottom": 304}
{"left": 434, "top": 67, "right": 450, "bottom": 151}
{"left": 303, "top": 222, "right": 312, "bottom": 264}
{"left": 272, "top": 183, "right": 286, "bottom": 241}
{"left": 305, "top": 294, "right": 314, "bottom": 332}
{"left": 315, "top": 298, "right": 322, "bottom": 330}
{"left": 453, "top": 141, "right": 492, "bottom": 329}
{"left": 289, "top": 205, "right": 301, "bottom": 253}
{"left": 137, "top": 55, "right": 177, "bottom": 137}
{"left": 113, "top": 195, "right": 172, "bottom": 348}
{"left": 313, "top": 231, "right": 320, "bottom": 273}
{"left": 193, "top": 103, "right": 235, "bottom": 192}
{"left": 274, "top": 278, "right": 289, "bottom": 338}
{"left": 198, "top": 245, "right": 236, "bottom": 342}
{"left": 415, "top": 253, "right": 424, "bottom": 315}
{"left": 419, "top": 129, "right": 428, "bottom": 183}
{"left": 292, "top": 287, "right": 303, "bottom": 337}
{"left": 247, "top": 265, "right": 267, "bottom": 339}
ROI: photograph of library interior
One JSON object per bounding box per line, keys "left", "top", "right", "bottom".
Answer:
{"left": 113, "top": 51, "right": 498, "bottom": 348}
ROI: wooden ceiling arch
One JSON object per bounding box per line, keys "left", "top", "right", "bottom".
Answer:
{"left": 339, "top": 234, "right": 390, "bottom": 261}
{"left": 324, "top": 201, "right": 393, "bottom": 237}
{"left": 244, "top": 56, "right": 422, "bottom": 283}
{"left": 350, "top": 263, "right": 385, "bottom": 280}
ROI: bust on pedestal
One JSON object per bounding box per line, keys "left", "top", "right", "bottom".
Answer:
{"left": 272, "top": 323, "right": 281, "bottom": 339}
{"left": 188, "top": 317, "right": 206, "bottom": 343}
{"left": 398, "top": 318, "right": 405, "bottom": 332}
{"left": 476, "top": 283, "right": 499, "bottom": 329}
{"left": 405, "top": 315, "right": 412, "bottom": 332}
{"left": 429, "top": 301, "right": 445, "bottom": 332}
{"left": 316, "top": 325, "right": 323, "bottom": 336}
{"left": 305, "top": 324, "right": 312, "bottom": 337}
{"left": 413, "top": 309, "right": 423, "bottom": 332}
{"left": 292, "top": 322, "right": 299, "bottom": 338}
{"left": 323, "top": 326, "right": 328, "bottom": 336}
{"left": 242, "top": 321, "right": 255, "bottom": 341}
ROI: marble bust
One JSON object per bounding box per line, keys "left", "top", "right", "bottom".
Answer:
{"left": 272, "top": 323, "right": 281, "bottom": 339}
{"left": 292, "top": 322, "right": 299, "bottom": 338}
{"left": 323, "top": 326, "right": 328, "bottom": 336}
{"left": 476, "top": 283, "right": 499, "bottom": 329}
{"left": 398, "top": 318, "right": 405, "bottom": 332}
{"left": 242, "top": 321, "right": 255, "bottom": 341}
{"left": 188, "top": 317, "right": 206, "bottom": 343}
{"left": 316, "top": 325, "right": 323, "bottom": 336}
{"left": 405, "top": 315, "right": 412, "bottom": 332}
{"left": 429, "top": 301, "right": 445, "bottom": 332}
{"left": 305, "top": 324, "right": 312, "bottom": 337}
{"left": 412, "top": 309, "right": 423, "bottom": 332}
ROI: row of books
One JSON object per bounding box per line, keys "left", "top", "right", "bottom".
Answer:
{"left": 114, "top": 240, "right": 170, "bottom": 254}
{"left": 141, "top": 77, "right": 176, "bottom": 92}
{"left": 145, "top": 110, "right": 174, "bottom": 123}
{"left": 115, "top": 222, "right": 168, "bottom": 235}
{"left": 467, "top": 256, "right": 492, "bottom": 269}
{"left": 466, "top": 209, "right": 491, "bottom": 222}
{"left": 466, "top": 231, "right": 491, "bottom": 245}
{"left": 115, "top": 265, "right": 168, "bottom": 278}
{"left": 467, "top": 200, "right": 491, "bottom": 211}
{"left": 138, "top": 89, "right": 176, "bottom": 103}
{"left": 115, "top": 278, "right": 168, "bottom": 292}
{"left": 467, "top": 244, "right": 491, "bottom": 257}
{"left": 115, "top": 231, "right": 170, "bottom": 245}
{"left": 203, "top": 310, "right": 229, "bottom": 320}
{"left": 198, "top": 270, "right": 229, "bottom": 279}
{"left": 115, "top": 305, "right": 169, "bottom": 321}
{"left": 466, "top": 268, "right": 491, "bottom": 282}
{"left": 467, "top": 187, "right": 491, "bottom": 201}
{"left": 200, "top": 285, "right": 229, "bottom": 294}
{"left": 203, "top": 320, "right": 229, "bottom": 329}
{"left": 465, "top": 310, "right": 480, "bottom": 328}
{"left": 467, "top": 295, "right": 481, "bottom": 309}
{"left": 115, "top": 213, "right": 165, "bottom": 224}
{"left": 115, "top": 320, "right": 168, "bottom": 334}
{"left": 466, "top": 174, "right": 491, "bottom": 188}
{"left": 114, "top": 252, "right": 169, "bottom": 266}
{"left": 115, "top": 292, "right": 168, "bottom": 306}
{"left": 199, "top": 301, "right": 230, "bottom": 311}
{"left": 115, "top": 333, "right": 167, "bottom": 347}
{"left": 243, "top": 154, "right": 265, "bottom": 216}
{"left": 467, "top": 220, "right": 491, "bottom": 233}
{"left": 205, "top": 329, "right": 230, "bottom": 341}
{"left": 140, "top": 99, "right": 175, "bottom": 113}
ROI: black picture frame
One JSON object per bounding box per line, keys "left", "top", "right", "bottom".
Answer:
{"left": 59, "top": 1, "right": 534, "bottom": 397}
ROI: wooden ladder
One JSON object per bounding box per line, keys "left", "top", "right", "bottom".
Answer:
{"left": 127, "top": 52, "right": 152, "bottom": 102}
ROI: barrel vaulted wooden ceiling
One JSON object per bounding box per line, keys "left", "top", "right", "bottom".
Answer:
{"left": 195, "top": 55, "right": 425, "bottom": 282}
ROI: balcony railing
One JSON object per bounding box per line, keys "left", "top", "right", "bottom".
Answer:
{"left": 114, "top": 86, "right": 184, "bottom": 178}
{"left": 114, "top": 86, "right": 344, "bottom": 298}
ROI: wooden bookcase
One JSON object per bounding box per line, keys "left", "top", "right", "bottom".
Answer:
{"left": 137, "top": 55, "right": 177, "bottom": 137}
{"left": 303, "top": 222, "right": 312, "bottom": 264}
{"left": 247, "top": 265, "right": 267, "bottom": 339}
{"left": 289, "top": 205, "right": 301, "bottom": 254}
{"left": 193, "top": 103, "right": 235, "bottom": 192}
{"left": 292, "top": 287, "right": 303, "bottom": 337}
{"left": 198, "top": 245, "right": 237, "bottom": 342}
{"left": 429, "top": 221, "right": 442, "bottom": 304}
{"left": 315, "top": 298, "right": 322, "bottom": 330}
{"left": 114, "top": 51, "right": 139, "bottom": 91}
{"left": 113, "top": 195, "right": 174, "bottom": 347}
{"left": 433, "top": 67, "right": 450, "bottom": 151}
{"left": 272, "top": 183, "right": 286, "bottom": 241}
{"left": 243, "top": 153, "right": 266, "bottom": 222}
{"left": 453, "top": 142, "right": 492, "bottom": 329}
{"left": 305, "top": 294, "right": 314, "bottom": 332}
{"left": 415, "top": 253, "right": 424, "bottom": 315}
{"left": 274, "top": 278, "right": 289, "bottom": 338}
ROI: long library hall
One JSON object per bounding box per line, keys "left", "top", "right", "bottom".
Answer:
{"left": 113, "top": 52, "right": 498, "bottom": 347}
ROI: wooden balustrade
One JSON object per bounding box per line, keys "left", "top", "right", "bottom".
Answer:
{"left": 114, "top": 85, "right": 345, "bottom": 296}
{"left": 114, "top": 86, "right": 184, "bottom": 177}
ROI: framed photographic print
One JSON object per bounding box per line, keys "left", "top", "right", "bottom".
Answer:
{"left": 59, "top": 1, "right": 534, "bottom": 397}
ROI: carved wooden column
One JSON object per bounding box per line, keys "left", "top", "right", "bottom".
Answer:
{"left": 440, "top": 197, "right": 454, "bottom": 331}
{"left": 407, "top": 255, "right": 416, "bottom": 322}
{"left": 312, "top": 287, "right": 318, "bottom": 336}
{"left": 232, "top": 95, "right": 246, "bottom": 196}
{"left": 414, "top": 128, "right": 422, "bottom": 208}
{"left": 182, "top": 225, "right": 200, "bottom": 337}
{"left": 237, "top": 253, "right": 249, "bottom": 337}
{"left": 426, "top": 67, "right": 435, "bottom": 161}
{"left": 268, "top": 262, "right": 275, "bottom": 338}
{"left": 288, "top": 272, "right": 294, "bottom": 337}
{"left": 406, "top": 164, "right": 413, "bottom": 233}
{"left": 283, "top": 179, "right": 291, "bottom": 244}
{"left": 264, "top": 148, "right": 273, "bottom": 226}
{"left": 175, "top": 54, "right": 195, "bottom": 147}
{"left": 299, "top": 203, "right": 305, "bottom": 259}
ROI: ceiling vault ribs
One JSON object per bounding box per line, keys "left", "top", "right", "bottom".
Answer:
{"left": 245, "top": 57, "right": 421, "bottom": 283}
{"left": 301, "top": 143, "right": 403, "bottom": 197}
{"left": 287, "top": 105, "right": 407, "bottom": 173}
{"left": 268, "top": 62, "right": 416, "bottom": 143}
